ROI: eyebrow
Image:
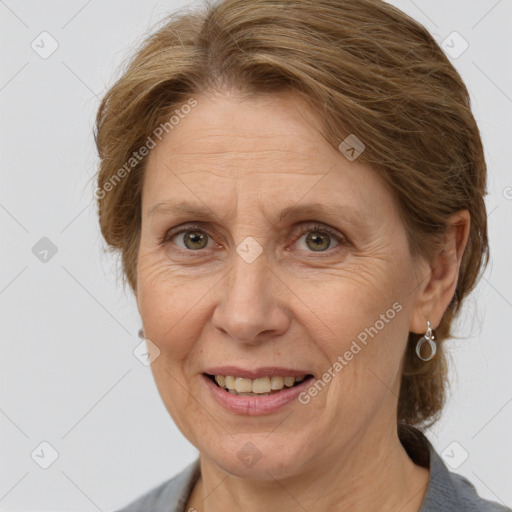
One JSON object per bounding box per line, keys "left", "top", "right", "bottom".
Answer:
{"left": 148, "top": 199, "right": 362, "bottom": 226}
{"left": 277, "top": 202, "right": 360, "bottom": 224}
{"left": 149, "top": 200, "right": 223, "bottom": 219}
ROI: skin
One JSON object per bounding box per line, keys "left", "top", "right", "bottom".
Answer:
{"left": 135, "top": 90, "right": 470, "bottom": 512}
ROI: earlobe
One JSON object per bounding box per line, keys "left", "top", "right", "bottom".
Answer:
{"left": 409, "top": 210, "right": 470, "bottom": 334}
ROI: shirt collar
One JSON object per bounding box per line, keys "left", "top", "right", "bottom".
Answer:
{"left": 398, "top": 423, "right": 466, "bottom": 510}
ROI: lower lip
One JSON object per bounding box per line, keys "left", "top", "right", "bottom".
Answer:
{"left": 203, "top": 374, "right": 313, "bottom": 415}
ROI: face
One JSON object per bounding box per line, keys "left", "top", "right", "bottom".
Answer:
{"left": 136, "top": 90, "right": 426, "bottom": 480}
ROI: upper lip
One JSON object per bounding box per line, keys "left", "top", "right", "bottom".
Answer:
{"left": 203, "top": 366, "right": 314, "bottom": 379}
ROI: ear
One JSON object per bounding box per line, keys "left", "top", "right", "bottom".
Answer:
{"left": 410, "top": 210, "right": 470, "bottom": 334}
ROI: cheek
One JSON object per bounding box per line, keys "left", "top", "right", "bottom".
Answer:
{"left": 136, "top": 256, "right": 211, "bottom": 362}
{"left": 301, "top": 256, "right": 412, "bottom": 390}
{"left": 304, "top": 262, "right": 398, "bottom": 335}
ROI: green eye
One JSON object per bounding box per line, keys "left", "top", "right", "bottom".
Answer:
{"left": 166, "top": 228, "right": 212, "bottom": 251}
{"left": 161, "top": 222, "right": 345, "bottom": 256}
{"left": 294, "top": 224, "right": 343, "bottom": 253}
{"left": 181, "top": 230, "right": 209, "bottom": 250}
{"left": 303, "top": 231, "right": 334, "bottom": 251}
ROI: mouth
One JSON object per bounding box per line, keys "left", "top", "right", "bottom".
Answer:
{"left": 201, "top": 368, "right": 317, "bottom": 415}
{"left": 204, "top": 372, "right": 315, "bottom": 396}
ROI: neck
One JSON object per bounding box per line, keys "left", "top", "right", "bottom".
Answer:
{"left": 186, "top": 423, "right": 430, "bottom": 512}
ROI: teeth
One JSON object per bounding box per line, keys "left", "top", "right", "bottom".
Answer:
{"left": 270, "top": 376, "right": 284, "bottom": 390}
{"left": 252, "top": 377, "right": 271, "bottom": 393}
{"left": 212, "top": 374, "right": 309, "bottom": 394}
{"left": 235, "top": 378, "right": 253, "bottom": 393}
{"left": 284, "top": 376, "right": 295, "bottom": 387}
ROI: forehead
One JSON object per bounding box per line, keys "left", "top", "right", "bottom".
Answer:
{"left": 149, "top": 90, "right": 333, "bottom": 164}
{"left": 142, "top": 91, "right": 395, "bottom": 223}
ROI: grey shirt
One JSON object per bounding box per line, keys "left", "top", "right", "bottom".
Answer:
{"left": 116, "top": 425, "right": 511, "bottom": 511}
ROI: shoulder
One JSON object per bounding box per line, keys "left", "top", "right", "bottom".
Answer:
{"left": 114, "top": 458, "right": 200, "bottom": 512}
{"left": 446, "top": 471, "right": 511, "bottom": 512}
{"left": 398, "top": 425, "right": 511, "bottom": 512}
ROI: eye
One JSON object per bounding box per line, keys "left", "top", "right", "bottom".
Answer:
{"left": 161, "top": 224, "right": 215, "bottom": 251}
{"left": 160, "top": 222, "right": 346, "bottom": 255}
{"left": 293, "top": 224, "right": 343, "bottom": 253}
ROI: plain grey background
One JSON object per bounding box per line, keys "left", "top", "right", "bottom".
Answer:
{"left": 0, "top": 0, "right": 511, "bottom": 510}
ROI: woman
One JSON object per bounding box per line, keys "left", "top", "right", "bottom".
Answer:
{"left": 94, "top": 0, "right": 510, "bottom": 510}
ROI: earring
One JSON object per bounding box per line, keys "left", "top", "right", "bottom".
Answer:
{"left": 138, "top": 327, "right": 144, "bottom": 339}
{"left": 415, "top": 320, "right": 436, "bottom": 361}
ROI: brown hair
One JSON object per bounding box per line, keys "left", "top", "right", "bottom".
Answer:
{"left": 94, "top": 0, "right": 489, "bottom": 428}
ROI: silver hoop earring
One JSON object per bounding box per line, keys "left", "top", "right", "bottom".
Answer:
{"left": 415, "top": 320, "right": 436, "bottom": 361}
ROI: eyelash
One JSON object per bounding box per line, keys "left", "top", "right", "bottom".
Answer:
{"left": 159, "top": 222, "right": 346, "bottom": 255}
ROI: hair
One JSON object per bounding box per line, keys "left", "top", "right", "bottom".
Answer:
{"left": 94, "top": 0, "right": 489, "bottom": 429}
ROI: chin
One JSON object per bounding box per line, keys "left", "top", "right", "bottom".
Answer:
{"left": 200, "top": 436, "right": 308, "bottom": 480}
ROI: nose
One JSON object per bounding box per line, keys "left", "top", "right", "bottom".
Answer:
{"left": 211, "top": 246, "right": 290, "bottom": 345}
